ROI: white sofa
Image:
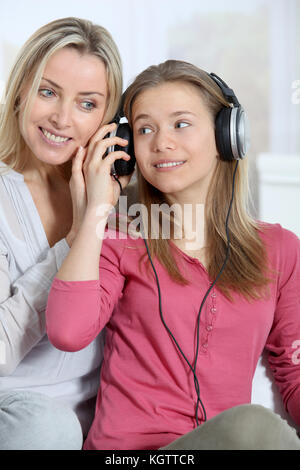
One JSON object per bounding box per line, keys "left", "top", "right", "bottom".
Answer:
{"left": 254, "top": 153, "right": 300, "bottom": 433}
{"left": 252, "top": 351, "right": 300, "bottom": 432}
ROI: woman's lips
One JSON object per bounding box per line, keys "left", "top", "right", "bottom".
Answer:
{"left": 39, "top": 127, "right": 72, "bottom": 147}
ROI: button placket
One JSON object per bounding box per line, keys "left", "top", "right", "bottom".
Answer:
{"left": 200, "top": 287, "right": 217, "bottom": 353}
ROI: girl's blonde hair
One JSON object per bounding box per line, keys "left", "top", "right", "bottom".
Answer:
{"left": 0, "top": 17, "right": 123, "bottom": 174}
{"left": 123, "top": 60, "right": 272, "bottom": 300}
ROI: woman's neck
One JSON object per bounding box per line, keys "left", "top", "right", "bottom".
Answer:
{"left": 20, "top": 151, "right": 71, "bottom": 187}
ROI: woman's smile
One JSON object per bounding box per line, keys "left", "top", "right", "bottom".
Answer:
{"left": 38, "top": 126, "right": 72, "bottom": 146}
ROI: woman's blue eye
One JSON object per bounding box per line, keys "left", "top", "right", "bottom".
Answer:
{"left": 39, "top": 88, "right": 54, "bottom": 97}
{"left": 81, "top": 101, "right": 95, "bottom": 111}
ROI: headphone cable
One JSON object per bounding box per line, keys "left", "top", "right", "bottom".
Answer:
{"left": 143, "top": 160, "right": 239, "bottom": 427}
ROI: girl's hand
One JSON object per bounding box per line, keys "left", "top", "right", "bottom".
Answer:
{"left": 82, "top": 122, "right": 132, "bottom": 210}
{"left": 66, "top": 123, "right": 132, "bottom": 246}
{"left": 66, "top": 146, "right": 88, "bottom": 246}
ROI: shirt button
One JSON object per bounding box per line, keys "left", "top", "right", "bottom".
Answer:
{"left": 202, "top": 342, "right": 208, "bottom": 348}
{"left": 211, "top": 293, "right": 216, "bottom": 298}
{"left": 206, "top": 325, "right": 213, "bottom": 332}
{"left": 211, "top": 307, "right": 217, "bottom": 313}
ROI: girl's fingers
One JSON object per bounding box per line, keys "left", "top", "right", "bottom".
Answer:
{"left": 85, "top": 136, "right": 129, "bottom": 168}
{"left": 72, "top": 146, "right": 85, "bottom": 171}
{"left": 100, "top": 150, "right": 131, "bottom": 172}
{"left": 86, "top": 122, "right": 118, "bottom": 159}
{"left": 89, "top": 122, "right": 117, "bottom": 147}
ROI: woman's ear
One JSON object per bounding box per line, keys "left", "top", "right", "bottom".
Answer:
{"left": 14, "top": 96, "right": 20, "bottom": 112}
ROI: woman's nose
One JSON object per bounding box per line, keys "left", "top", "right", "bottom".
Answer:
{"left": 49, "top": 100, "right": 72, "bottom": 129}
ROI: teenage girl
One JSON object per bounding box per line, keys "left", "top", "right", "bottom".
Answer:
{"left": 46, "top": 60, "right": 300, "bottom": 450}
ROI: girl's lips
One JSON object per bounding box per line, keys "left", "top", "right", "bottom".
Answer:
{"left": 38, "top": 127, "right": 73, "bottom": 147}
{"left": 153, "top": 160, "right": 186, "bottom": 172}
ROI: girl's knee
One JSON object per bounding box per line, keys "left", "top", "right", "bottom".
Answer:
{"left": 219, "top": 404, "right": 300, "bottom": 450}
{"left": 164, "top": 404, "right": 300, "bottom": 450}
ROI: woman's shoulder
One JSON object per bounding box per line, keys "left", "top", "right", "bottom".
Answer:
{"left": 0, "top": 162, "right": 24, "bottom": 218}
{"left": 0, "top": 161, "right": 24, "bottom": 181}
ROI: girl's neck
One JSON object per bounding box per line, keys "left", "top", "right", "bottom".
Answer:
{"left": 165, "top": 190, "right": 206, "bottom": 246}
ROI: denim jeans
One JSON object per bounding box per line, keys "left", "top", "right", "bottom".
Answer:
{"left": 161, "top": 404, "right": 300, "bottom": 450}
{"left": 0, "top": 390, "right": 83, "bottom": 450}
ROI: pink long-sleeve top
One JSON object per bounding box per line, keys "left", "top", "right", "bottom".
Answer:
{"left": 46, "top": 222, "right": 300, "bottom": 450}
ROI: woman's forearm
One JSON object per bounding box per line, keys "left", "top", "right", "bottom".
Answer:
{"left": 57, "top": 208, "right": 108, "bottom": 281}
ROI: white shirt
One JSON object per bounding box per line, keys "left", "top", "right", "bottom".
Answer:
{"left": 0, "top": 162, "right": 104, "bottom": 435}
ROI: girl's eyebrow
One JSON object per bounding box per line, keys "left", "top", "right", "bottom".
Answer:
{"left": 133, "top": 113, "right": 151, "bottom": 124}
{"left": 133, "top": 110, "right": 196, "bottom": 125}
{"left": 41, "top": 77, "right": 105, "bottom": 97}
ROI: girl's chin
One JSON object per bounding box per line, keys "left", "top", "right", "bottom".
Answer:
{"left": 152, "top": 183, "right": 186, "bottom": 195}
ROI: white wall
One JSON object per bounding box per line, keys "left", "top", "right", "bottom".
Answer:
{"left": 0, "top": 0, "right": 269, "bottom": 89}
{"left": 258, "top": 154, "right": 300, "bottom": 237}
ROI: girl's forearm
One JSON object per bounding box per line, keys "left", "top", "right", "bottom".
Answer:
{"left": 57, "top": 208, "right": 108, "bottom": 281}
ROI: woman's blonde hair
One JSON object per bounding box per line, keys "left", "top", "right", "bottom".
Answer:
{"left": 123, "top": 60, "right": 272, "bottom": 300}
{"left": 0, "top": 17, "right": 123, "bottom": 174}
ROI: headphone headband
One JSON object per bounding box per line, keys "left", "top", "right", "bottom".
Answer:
{"left": 209, "top": 73, "right": 240, "bottom": 107}
{"left": 209, "top": 72, "right": 249, "bottom": 161}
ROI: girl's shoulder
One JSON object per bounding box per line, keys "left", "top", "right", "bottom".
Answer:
{"left": 258, "top": 221, "right": 299, "bottom": 248}
{"left": 257, "top": 221, "right": 300, "bottom": 275}
{"left": 102, "top": 213, "right": 145, "bottom": 257}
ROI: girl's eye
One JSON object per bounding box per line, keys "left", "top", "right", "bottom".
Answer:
{"left": 138, "top": 127, "right": 152, "bottom": 135}
{"left": 175, "top": 121, "right": 189, "bottom": 129}
{"left": 39, "top": 88, "right": 55, "bottom": 98}
{"left": 81, "top": 101, "right": 96, "bottom": 111}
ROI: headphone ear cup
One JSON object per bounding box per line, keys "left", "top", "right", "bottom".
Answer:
{"left": 215, "top": 108, "right": 234, "bottom": 162}
{"left": 114, "top": 123, "right": 136, "bottom": 176}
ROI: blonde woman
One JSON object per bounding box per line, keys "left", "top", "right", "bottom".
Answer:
{"left": 0, "top": 17, "right": 126, "bottom": 449}
{"left": 46, "top": 60, "right": 300, "bottom": 450}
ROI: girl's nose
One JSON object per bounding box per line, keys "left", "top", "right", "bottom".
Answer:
{"left": 152, "top": 129, "right": 177, "bottom": 152}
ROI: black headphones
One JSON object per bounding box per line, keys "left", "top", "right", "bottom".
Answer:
{"left": 107, "top": 111, "right": 136, "bottom": 177}
{"left": 210, "top": 73, "right": 250, "bottom": 161}
{"left": 107, "top": 72, "right": 250, "bottom": 177}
